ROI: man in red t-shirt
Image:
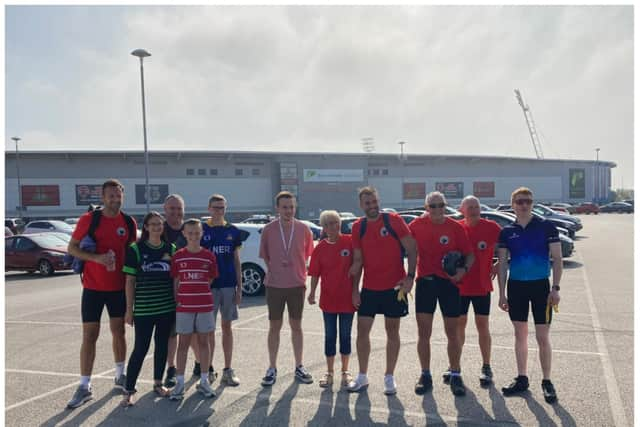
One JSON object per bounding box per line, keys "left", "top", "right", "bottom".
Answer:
{"left": 346, "top": 187, "right": 417, "bottom": 396}
{"left": 457, "top": 195, "right": 501, "bottom": 387}
{"left": 66, "top": 179, "right": 137, "bottom": 409}
{"left": 409, "top": 191, "right": 474, "bottom": 397}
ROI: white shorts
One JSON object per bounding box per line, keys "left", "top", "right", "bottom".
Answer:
{"left": 175, "top": 311, "right": 215, "bottom": 334}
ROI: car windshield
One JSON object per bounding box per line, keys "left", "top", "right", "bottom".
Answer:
{"left": 534, "top": 205, "right": 553, "bottom": 214}
{"left": 48, "top": 221, "right": 74, "bottom": 231}
{"left": 28, "top": 234, "right": 68, "bottom": 249}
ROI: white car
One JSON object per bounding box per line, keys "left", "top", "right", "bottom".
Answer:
{"left": 23, "top": 220, "right": 75, "bottom": 236}
{"left": 235, "top": 223, "right": 268, "bottom": 296}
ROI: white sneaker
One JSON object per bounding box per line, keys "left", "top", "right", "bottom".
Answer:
{"left": 196, "top": 380, "right": 216, "bottom": 398}
{"left": 347, "top": 373, "right": 369, "bottom": 393}
{"left": 384, "top": 374, "right": 397, "bottom": 395}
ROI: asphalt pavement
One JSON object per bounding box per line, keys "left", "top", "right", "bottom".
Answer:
{"left": 4, "top": 213, "right": 634, "bottom": 426}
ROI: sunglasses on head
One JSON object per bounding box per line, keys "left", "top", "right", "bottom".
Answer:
{"left": 514, "top": 199, "right": 533, "bottom": 206}
{"left": 428, "top": 203, "right": 446, "bottom": 209}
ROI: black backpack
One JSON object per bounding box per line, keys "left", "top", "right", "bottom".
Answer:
{"left": 87, "top": 209, "right": 136, "bottom": 244}
{"left": 358, "top": 212, "right": 406, "bottom": 260}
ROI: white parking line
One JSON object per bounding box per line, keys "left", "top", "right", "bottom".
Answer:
{"left": 577, "top": 251, "right": 629, "bottom": 427}
{"left": 6, "top": 302, "right": 78, "bottom": 320}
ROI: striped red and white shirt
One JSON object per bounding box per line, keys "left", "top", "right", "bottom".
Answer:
{"left": 171, "top": 248, "right": 219, "bottom": 313}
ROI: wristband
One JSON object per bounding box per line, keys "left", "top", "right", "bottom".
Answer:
{"left": 552, "top": 285, "right": 560, "bottom": 291}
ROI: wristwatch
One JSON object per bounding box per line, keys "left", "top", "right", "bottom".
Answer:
{"left": 552, "top": 285, "right": 560, "bottom": 291}
{"left": 407, "top": 272, "right": 416, "bottom": 279}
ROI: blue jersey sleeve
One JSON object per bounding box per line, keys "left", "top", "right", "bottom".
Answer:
{"left": 546, "top": 221, "right": 560, "bottom": 244}
{"left": 497, "top": 227, "right": 509, "bottom": 249}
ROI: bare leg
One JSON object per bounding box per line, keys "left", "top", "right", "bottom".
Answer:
{"left": 268, "top": 319, "right": 283, "bottom": 369}
{"left": 416, "top": 313, "right": 434, "bottom": 370}
{"left": 80, "top": 322, "right": 100, "bottom": 376}
{"left": 356, "top": 316, "right": 374, "bottom": 374}
{"left": 289, "top": 317, "right": 303, "bottom": 366}
{"left": 535, "top": 324, "right": 552, "bottom": 379}
{"left": 384, "top": 317, "right": 401, "bottom": 375}
{"left": 513, "top": 321, "right": 528, "bottom": 376}
{"left": 109, "top": 317, "right": 126, "bottom": 364}
{"left": 443, "top": 316, "right": 462, "bottom": 371}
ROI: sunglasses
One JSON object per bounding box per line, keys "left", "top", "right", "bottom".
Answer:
{"left": 210, "top": 206, "right": 226, "bottom": 210}
{"left": 428, "top": 203, "right": 446, "bottom": 209}
{"left": 514, "top": 199, "right": 533, "bottom": 206}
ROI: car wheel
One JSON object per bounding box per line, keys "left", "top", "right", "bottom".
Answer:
{"left": 38, "top": 259, "right": 54, "bottom": 276}
{"left": 241, "top": 263, "right": 265, "bottom": 296}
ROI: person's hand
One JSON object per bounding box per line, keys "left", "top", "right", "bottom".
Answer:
{"left": 125, "top": 310, "right": 134, "bottom": 326}
{"left": 548, "top": 289, "right": 560, "bottom": 306}
{"left": 396, "top": 276, "right": 414, "bottom": 294}
{"left": 307, "top": 293, "right": 316, "bottom": 305}
{"left": 235, "top": 288, "right": 242, "bottom": 306}
{"left": 352, "top": 290, "right": 361, "bottom": 309}
{"left": 448, "top": 267, "right": 466, "bottom": 284}
{"left": 95, "top": 252, "right": 115, "bottom": 270}
{"left": 498, "top": 294, "right": 509, "bottom": 312}
{"left": 348, "top": 264, "right": 360, "bottom": 278}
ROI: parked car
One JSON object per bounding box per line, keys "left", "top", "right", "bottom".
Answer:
{"left": 551, "top": 203, "right": 576, "bottom": 214}
{"left": 5, "top": 233, "right": 72, "bottom": 275}
{"left": 622, "top": 199, "right": 634, "bottom": 206}
{"left": 340, "top": 217, "right": 359, "bottom": 235}
{"left": 533, "top": 204, "right": 582, "bottom": 232}
{"left": 5, "top": 218, "right": 25, "bottom": 234}
{"left": 339, "top": 212, "right": 356, "bottom": 218}
{"left": 500, "top": 209, "right": 577, "bottom": 239}
{"left": 300, "top": 220, "right": 323, "bottom": 240}
{"left": 495, "top": 204, "right": 513, "bottom": 211}
{"left": 241, "top": 214, "right": 275, "bottom": 224}
{"left": 234, "top": 223, "right": 268, "bottom": 296}
{"left": 380, "top": 208, "right": 397, "bottom": 213}
{"left": 575, "top": 202, "right": 600, "bottom": 215}
{"left": 397, "top": 209, "right": 426, "bottom": 217}
{"left": 479, "top": 204, "right": 495, "bottom": 212}
{"left": 445, "top": 206, "right": 464, "bottom": 220}
{"left": 399, "top": 214, "right": 419, "bottom": 225}
{"left": 479, "top": 211, "right": 574, "bottom": 258}
{"left": 599, "top": 202, "right": 634, "bottom": 213}
{"left": 5, "top": 227, "right": 14, "bottom": 237}
{"left": 23, "top": 220, "right": 75, "bottom": 236}
{"left": 64, "top": 218, "right": 80, "bottom": 226}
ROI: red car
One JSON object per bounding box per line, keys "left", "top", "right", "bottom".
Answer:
{"left": 575, "top": 202, "right": 600, "bottom": 215}
{"left": 5, "top": 233, "right": 72, "bottom": 275}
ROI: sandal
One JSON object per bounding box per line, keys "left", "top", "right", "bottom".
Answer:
{"left": 121, "top": 391, "right": 135, "bottom": 407}
{"left": 319, "top": 372, "right": 334, "bottom": 388}
{"left": 341, "top": 371, "right": 353, "bottom": 387}
{"left": 153, "top": 384, "right": 170, "bottom": 397}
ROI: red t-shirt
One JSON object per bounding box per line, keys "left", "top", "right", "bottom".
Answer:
{"left": 351, "top": 213, "right": 410, "bottom": 291}
{"left": 457, "top": 218, "right": 501, "bottom": 296}
{"left": 409, "top": 215, "right": 472, "bottom": 279}
{"left": 72, "top": 211, "right": 137, "bottom": 291}
{"left": 171, "top": 248, "right": 219, "bottom": 313}
{"left": 308, "top": 234, "right": 356, "bottom": 313}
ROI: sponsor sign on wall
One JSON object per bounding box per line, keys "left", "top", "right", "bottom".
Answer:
{"left": 473, "top": 181, "right": 495, "bottom": 198}
{"left": 303, "top": 169, "right": 364, "bottom": 182}
{"left": 569, "top": 169, "right": 585, "bottom": 199}
{"left": 136, "top": 184, "right": 169, "bottom": 205}
{"left": 435, "top": 182, "right": 463, "bottom": 199}
{"left": 76, "top": 184, "right": 102, "bottom": 205}
{"left": 403, "top": 182, "right": 426, "bottom": 200}
{"left": 22, "top": 185, "right": 60, "bottom": 206}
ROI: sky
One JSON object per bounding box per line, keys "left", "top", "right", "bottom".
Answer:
{"left": 5, "top": 5, "right": 634, "bottom": 188}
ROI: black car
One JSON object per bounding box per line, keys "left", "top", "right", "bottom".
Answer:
{"left": 600, "top": 202, "right": 634, "bottom": 213}
{"left": 500, "top": 208, "right": 577, "bottom": 239}
{"left": 340, "top": 217, "right": 359, "bottom": 235}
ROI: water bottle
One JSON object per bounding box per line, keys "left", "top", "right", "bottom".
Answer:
{"left": 106, "top": 249, "right": 116, "bottom": 272}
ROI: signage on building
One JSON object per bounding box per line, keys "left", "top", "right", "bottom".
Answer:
{"left": 403, "top": 182, "right": 426, "bottom": 200}
{"left": 135, "top": 184, "right": 169, "bottom": 205}
{"left": 22, "top": 185, "right": 60, "bottom": 206}
{"left": 435, "top": 182, "right": 463, "bottom": 199}
{"left": 473, "top": 181, "right": 495, "bottom": 198}
{"left": 76, "top": 184, "right": 103, "bottom": 205}
{"left": 303, "top": 169, "right": 363, "bottom": 182}
{"left": 569, "top": 169, "right": 585, "bottom": 198}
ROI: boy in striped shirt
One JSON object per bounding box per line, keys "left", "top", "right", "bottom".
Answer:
{"left": 169, "top": 219, "right": 219, "bottom": 400}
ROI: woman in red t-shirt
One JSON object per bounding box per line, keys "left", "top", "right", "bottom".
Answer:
{"left": 308, "top": 210, "right": 356, "bottom": 388}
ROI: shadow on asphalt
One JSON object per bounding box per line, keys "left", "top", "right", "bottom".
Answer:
{"left": 454, "top": 387, "right": 493, "bottom": 425}
{"left": 41, "top": 388, "right": 120, "bottom": 427}
{"left": 487, "top": 383, "right": 518, "bottom": 425}
{"left": 237, "top": 296, "right": 266, "bottom": 309}
{"left": 5, "top": 272, "right": 77, "bottom": 282}
{"left": 307, "top": 387, "right": 334, "bottom": 426}
{"left": 238, "top": 383, "right": 272, "bottom": 427}
{"left": 386, "top": 394, "right": 409, "bottom": 426}
{"left": 353, "top": 390, "right": 386, "bottom": 426}
{"left": 562, "top": 260, "right": 583, "bottom": 269}
{"left": 422, "top": 391, "right": 447, "bottom": 425}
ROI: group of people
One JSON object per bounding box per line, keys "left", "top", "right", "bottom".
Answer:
{"left": 65, "top": 179, "right": 563, "bottom": 411}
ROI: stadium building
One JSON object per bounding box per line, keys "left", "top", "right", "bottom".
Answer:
{"left": 5, "top": 150, "right": 615, "bottom": 220}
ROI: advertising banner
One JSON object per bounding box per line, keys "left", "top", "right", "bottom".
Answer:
{"left": 403, "top": 182, "right": 426, "bottom": 200}
{"left": 473, "top": 181, "right": 495, "bottom": 198}
{"left": 135, "top": 184, "right": 169, "bottom": 205}
{"left": 75, "top": 184, "right": 102, "bottom": 205}
{"left": 435, "top": 182, "right": 463, "bottom": 199}
{"left": 22, "top": 185, "right": 60, "bottom": 206}
{"left": 569, "top": 169, "right": 585, "bottom": 198}
{"left": 303, "top": 169, "right": 364, "bottom": 182}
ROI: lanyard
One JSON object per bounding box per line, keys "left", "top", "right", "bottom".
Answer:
{"left": 279, "top": 219, "right": 295, "bottom": 257}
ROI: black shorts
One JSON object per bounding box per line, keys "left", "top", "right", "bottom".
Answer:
{"left": 81, "top": 288, "right": 126, "bottom": 323}
{"left": 358, "top": 288, "right": 408, "bottom": 318}
{"left": 460, "top": 293, "right": 491, "bottom": 316}
{"left": 507, "top": 278, "right": 551, "bottom": 325}
{"left": 415, "top": 275, "right": 461, "bottom": 318}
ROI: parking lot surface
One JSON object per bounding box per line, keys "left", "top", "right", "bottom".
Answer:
{"left": 5, "top": 214, "right": 634, "bottom": 426}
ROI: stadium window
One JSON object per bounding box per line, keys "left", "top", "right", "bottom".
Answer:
{"left": 210, "top": 169, "right": 218, "bottom": 176}
{"left": 382, "top": 169, "right": 389, "bottom": 175}
{"left": 198, "top": 169, "right": 206, "bottom": 176}
{"left": 373, "top": 169, "right": 380, "bottom": 176}
{"left": 186, "top": 168, "right": 194, "bottom": 176}
{"left": 252, "top": 168, "right": 260, "bottom": 176}
{"left": 235, "top": 168, "right": 243, "bottom": 176}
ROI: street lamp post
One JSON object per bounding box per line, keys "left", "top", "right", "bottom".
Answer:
{"left": 131, "top": 48, "right": 152, "bottom": 213}
{"left": 398, "top": 141, "right": 407, "bottom": 208}
{"left": 595, "top": 148, "right": 600, "bottom": 203}
{"left": 11, "top": 137, "right": 23, "bottom": 219}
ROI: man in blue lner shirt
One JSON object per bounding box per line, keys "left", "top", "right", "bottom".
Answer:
{"left": 497, "top": 187, "right": 562, "bottom": 404}
{"left": 201, "top": 194, "right": 249, "bottom": 386}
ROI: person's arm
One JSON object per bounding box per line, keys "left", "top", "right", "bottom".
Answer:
{"left": 549, "top": 242, "right": 562, "bottom": 306}
{"left": 450, "top": 252, "right": 475, "bottom": 283}
{"left": 234, "top": 248, "right": 242, "bottom": 305}
{"left": 308, "top": 276, "right": 319, "bottom": 305}
{"left": 398, "top": 235, "right": 417, "bottom": 292}
{"left": 259, "top": 227, "right": 270, "bottom": 265}
{"left": 497, "top": 247, "right": 509, "bottom": 312}
{"left": 124, "top": 275, "right": 136, "bottom": 326}
{"left": 350, "top": 248, "right": 363, "bottom": 309}
{"left": 67, "top": 238, "right": 112, "bottom": 267}
{"left": 173, "top": 277, "right": 180, "bottom": 304}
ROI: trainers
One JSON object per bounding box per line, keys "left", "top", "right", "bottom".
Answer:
{"left": 164, "top": 366, "right": 177, "bottom": 388}
{"left": 450, "top": 374, "right": 466, "bottom": 396}
{"left": 67, "top": 385, "right": 93, "bottom": 409}
{"left": 502, "top": 376, "right": 529, "bottom": 396}
{"left": 192, "top": 362, "right": 201, "bottom": 377}
{"left": 295, "top": 365, "right": 314, "bottom": 384}
{"left": 442, "top": 368, "right": 451, "bottom": 384}
{"left": 414, "top": 373, "right": 433, "bottom": 395}
{"left": 479, "top": 365, "right": 493, "bottom": 386}
{"left": 383, "top": 375, "right": 397, "bottom": 395}
{"left": 542, "top": 380, "right": 558, "bottom": 404}
{"left": 261, "top": 367, "right": 277, "bottom": 387}
{"left": 208, "top": 366, "right": 218, "bottom": 384}
{"left": 114, "top": 374, "right": 127, "bottom": 391}
{"left": 196, "top": 380, "right": 216, "bottom": 398}
{"left": 169, "top": 382, "right": 185, "bottom": 401}
{"left": 221, "top": 368, "right": 240, "bottom": 386}
{"left": 347, "top": 373, "right": 369, "bottom": 393}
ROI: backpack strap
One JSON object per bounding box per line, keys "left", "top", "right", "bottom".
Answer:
{"left": 87, "top": 210, "right": 102, "bottom": 241}
{"left": 359, "top": 217, "right": 368, "bottom": 239}
{"left": 382, "top": 213, "right": 406, "bottom": 260}
{"left": 121, "top": 212, "right": 136, "bottom": 244}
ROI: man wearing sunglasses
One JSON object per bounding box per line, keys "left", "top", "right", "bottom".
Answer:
{"left": 409, "top": 191, "right": 474, "bottom": 397}
{"left": 497, "top": 187, "right": 562, "bottom": 404}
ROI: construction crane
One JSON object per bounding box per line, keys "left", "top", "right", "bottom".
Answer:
{"left": 514, "top": 89, "right": 544, "bottom": 159}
